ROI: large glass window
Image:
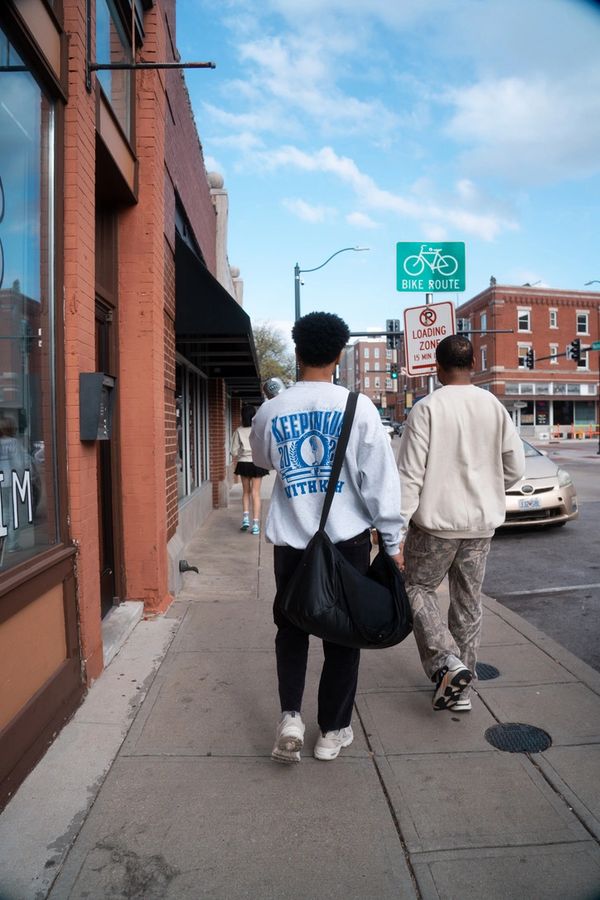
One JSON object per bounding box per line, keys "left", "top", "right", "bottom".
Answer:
{"left": 176, "top": 360, "right": 209, "bottom": 501}
{"left": 517, "top": 309, "right": 531, "bottom": 331}
{"left": 0, "top": 28, "right": 58, "bottom": 571}
{"left": 96, "top": 0, "right": 133, "bottom": 139}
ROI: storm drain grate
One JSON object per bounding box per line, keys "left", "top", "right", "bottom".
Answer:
{"left": 476, "top": 662, "right": 500, "bottom": 681}
{"left": 485, "top": 723, "right": 552, "bottom": 754}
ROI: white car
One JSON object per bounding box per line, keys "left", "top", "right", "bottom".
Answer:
{"left": 380, "top": 417, "right": 395, "bottom": 439}
{"left": 502, "top": 440, "right": 578, "bottom": 528}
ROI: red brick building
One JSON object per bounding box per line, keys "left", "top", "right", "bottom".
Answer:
{"left": 338, "top": 338, "right": 401, "bottom": 419}
{"left": 0, "top": 0, "right": 259, "bottom": 808}
{"left": 397, "top": 284, "right": 600, "bottom": 439}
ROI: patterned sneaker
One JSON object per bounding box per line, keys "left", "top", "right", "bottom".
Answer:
{"left": 240, "top": 514, "right": 250, "bottom": 531}
{"left": 314, "top": 726, "right": 354, "bottom": 761}
{"left": 272, "top": 712, "right": 305, "bottom": 764}
{"left": 432, "top": 661, "right": 473, "bottom": 711}
{"left": 251, "top": 520, "right": 260, "bottom": 535}
{"left": 450, "top": 697, "right": 472, "bottom": 712}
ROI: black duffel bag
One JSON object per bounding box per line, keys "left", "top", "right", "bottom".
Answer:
{"left": 277, "top": 392, "right": 412, "bottom": 650}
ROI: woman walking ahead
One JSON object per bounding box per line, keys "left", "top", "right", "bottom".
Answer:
{"left": 231, "top": 404, "right": 269, "bottom": 535}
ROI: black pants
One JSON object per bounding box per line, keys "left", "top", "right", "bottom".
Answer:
{"left": 273, "top": 529, "right": 371, "bottom": 733}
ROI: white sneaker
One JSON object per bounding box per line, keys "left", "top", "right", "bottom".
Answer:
{"left": 432, "top": 660, "right": 473, "bottom": 711}
{"left": 272, "top": 712, "right": 305, "bottom": 764}
{"left": 450, "top": 697, "right": 472, "bottom": 712}
{"left": 314, "top": 726, "right": 354, "bottom": 761}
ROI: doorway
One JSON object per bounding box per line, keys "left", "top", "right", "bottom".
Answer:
{"left": 95, "top": 301, "right": 119, "bottom": 617}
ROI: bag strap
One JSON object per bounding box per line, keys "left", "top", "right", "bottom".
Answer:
{"left": 318, "top": 391, "right": 359, "bottom": 531}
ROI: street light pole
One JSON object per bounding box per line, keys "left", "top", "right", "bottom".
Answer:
{"left": 293, "top": 246, "right": 369, "bottom": 322}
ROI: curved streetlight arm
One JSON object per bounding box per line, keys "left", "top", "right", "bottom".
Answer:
{"left": 584, "top": 280, "right": 600, "bottom": 286}
{"left": 294, "top": 246, "right": 369, "bottom": 324}
{"left": 298, "top": 246, "right": 369, "bottom": 275}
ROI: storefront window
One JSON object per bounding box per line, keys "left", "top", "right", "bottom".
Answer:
{"left": 176, "top": 361, "right": 209, "bottom": 500}
{"left": 535, "top": 401, "right": 549, "bottom": 426}
{"left": 0, "top": 28, "right": 58, "bottom": 571}
{"left": 96, "top": 0, "right": 133, "bottom": 139}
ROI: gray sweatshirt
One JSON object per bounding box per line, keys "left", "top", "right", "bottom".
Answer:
{"left": 398, "top": 384, "right": 525, "bottom": 540}
{"left": 250, "top": 381, "right": 405, "bottom": 554}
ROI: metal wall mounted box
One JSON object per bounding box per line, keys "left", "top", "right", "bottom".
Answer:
{"left": 79, "top": 373, "right": 116, "bottom": 440}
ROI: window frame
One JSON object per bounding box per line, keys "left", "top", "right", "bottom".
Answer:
{"left": 517, "top": 308, "right": 531, "bottom": 332}
{"left": 517, "top": 343, "right": 531, "bottom": 369}
{"left": 576, "top": 311, "right": 589, "bottom": 335}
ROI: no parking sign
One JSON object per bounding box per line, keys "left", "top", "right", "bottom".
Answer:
{"left": 403, "top": 302, "right": 456, "bottom": 375}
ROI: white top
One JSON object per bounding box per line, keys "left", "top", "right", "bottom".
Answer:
{"left": 231, "top": 426, "right": 253, "bottom": 462}
{"left": 250, "top": 381, "right": 405, "bottom": 554}
{"left": 397, "top": 384, "right": 526, "bottom": 540}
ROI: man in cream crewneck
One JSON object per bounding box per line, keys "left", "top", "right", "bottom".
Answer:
{"left": 251, "top": 311, "right": 405, "bottom": 764}
{"left": 398, "top": 334, "right": 525, "bottom": 712}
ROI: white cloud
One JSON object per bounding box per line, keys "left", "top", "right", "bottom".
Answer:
{"left": 346, "top": 211, "right": 379, "bottom": 229}
{"left": 445, "top": 71, "right": 600, "bottom": 183}
{"left": 262, "top": 145, "right": 517, "bottom": 240}
{"left": 283, "top": 198, "right": 336, "bottom": 223}
{"left": 203, "top": 154, "right": 223, "bottom": 175}
{"left": 208, "top": 130, "right": 265, "bottom": 153}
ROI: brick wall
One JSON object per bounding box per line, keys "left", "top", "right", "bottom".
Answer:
{"left": 63, "top": 0, "right": 103, "bottom": 681}
{"left": 163, "top": 1, "right": 217, "bottom": 271}
{"left": 208, "top": 379, "right": 227, "bottom": 507}
{"left": 117, "top": 4, "right": 171, "bottom": 613}
{"left": 459, "top": 287, "right": 600, "bottom": 388}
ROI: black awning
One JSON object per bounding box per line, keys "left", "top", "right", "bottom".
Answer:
{"left": 175, "top": 234, "right": 262, "bottom": 401}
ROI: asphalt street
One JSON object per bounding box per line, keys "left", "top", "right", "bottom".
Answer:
{"left": 484, "top": 442, "right": 600, "bottom": 672}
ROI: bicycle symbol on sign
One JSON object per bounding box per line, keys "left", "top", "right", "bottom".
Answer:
{"left": 403, "top": 245, "right": 458, "bottom": 278}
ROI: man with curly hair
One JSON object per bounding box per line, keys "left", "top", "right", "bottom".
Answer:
{"left": 251, "top": 311, "right": 405, "bottom": 763}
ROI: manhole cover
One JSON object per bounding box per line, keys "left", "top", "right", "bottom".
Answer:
{"left": 485, "top": 723, "right": 552, "bottom": 753}
{"left": 476, "top": 662, "right": 500, "bottom": 681}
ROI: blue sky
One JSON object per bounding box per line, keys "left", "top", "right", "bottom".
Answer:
{"left": 177, "top": 0, "right": 600, "bottom": 343}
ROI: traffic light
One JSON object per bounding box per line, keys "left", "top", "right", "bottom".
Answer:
{"left": 386, "top": 319, "right": 400, "bottom": 350}
{"left": 566, "top": 338, "right": 581, "bottom": 362}
{"left": 525, "top": 347, "right": 535, "bottom": 370}
{"left": 390, "top": 363, "right": 398, "bottom": 379}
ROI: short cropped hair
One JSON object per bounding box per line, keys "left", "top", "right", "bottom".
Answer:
{"left": 436, "top": 334, "right": 474, "bottom": 370}
{"left": 292, "top": 312, "right": 350, "bottom": 367}
{"left": 241, "top": 404, "right": 256, "bottom": 427}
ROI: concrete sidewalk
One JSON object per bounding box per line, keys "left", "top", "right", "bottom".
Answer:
{"left": 2, "top": 481, "right": 600, "bottom": 899}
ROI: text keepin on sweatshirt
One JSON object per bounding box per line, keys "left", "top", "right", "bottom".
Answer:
{"left": 271, "top": 410, "right": 345, "bottom": 499}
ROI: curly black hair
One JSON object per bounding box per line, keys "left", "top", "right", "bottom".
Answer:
{"left": 292, "top": 311, "right": 351, "bottom": 367}
{"left": 436, "top": 334, "right": 474, "bottom": 369}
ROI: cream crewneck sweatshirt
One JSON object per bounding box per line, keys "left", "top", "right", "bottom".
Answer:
{"left": 398, "top": 384, "right": 525, "bottom": 540}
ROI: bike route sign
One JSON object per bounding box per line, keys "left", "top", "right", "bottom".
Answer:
{"left": 403, "top": 301, "right": 456, "bottom": 375}
{"left": 396, "top": 242, "right": 465, "bottom": 292}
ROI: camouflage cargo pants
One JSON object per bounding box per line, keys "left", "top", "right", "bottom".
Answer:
{"left": 403, "top": 525, "right": 492, "bottom": 684}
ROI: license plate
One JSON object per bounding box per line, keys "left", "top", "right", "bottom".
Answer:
{"left": 518, "top": 498, "right": 541, "bottom": 510}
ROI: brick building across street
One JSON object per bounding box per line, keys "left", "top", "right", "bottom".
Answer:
{"left": 397, "top": 283, "right": 600, "bottom": 439}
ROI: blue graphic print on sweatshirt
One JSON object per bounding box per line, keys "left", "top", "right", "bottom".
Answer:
{"left": 271, "top": 409, "right": 345, "bottom": 499}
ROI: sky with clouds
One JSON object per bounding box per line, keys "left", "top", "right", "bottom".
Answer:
{"left": 177, "top": 0, "right": 600, "bottom": 341}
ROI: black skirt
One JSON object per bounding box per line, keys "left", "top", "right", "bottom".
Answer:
{"left": 235, "top": 461, "right": 269, "bottom": 478}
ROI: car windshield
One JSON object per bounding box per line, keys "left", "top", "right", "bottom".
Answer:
{"left": 522, "top": 439, "right": 542, "bottom": 458}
